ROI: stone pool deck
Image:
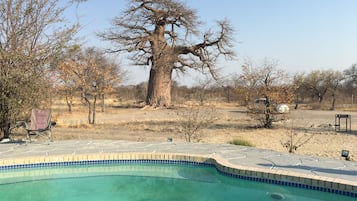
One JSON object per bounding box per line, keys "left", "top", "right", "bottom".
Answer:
{"left": 0, "top": 140, "right": 356, "bottom": 185}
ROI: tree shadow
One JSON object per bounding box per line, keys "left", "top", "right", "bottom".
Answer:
{"left": 257, "top": 163, "right": 357, "bottom": 176}
{"left": 0, "top": 138, "right": 26, "bottom": 144}
{"left": 111, "top": 104, "right": 144, "bottom": 109}
{"left": 228, "top": 109, "right": 248, "bottom": 114}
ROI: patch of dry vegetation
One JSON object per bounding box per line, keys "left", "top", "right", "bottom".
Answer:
{"left": 10, "top": 101, "right": 357, "bottom": 161}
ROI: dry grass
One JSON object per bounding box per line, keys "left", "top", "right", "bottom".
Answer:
{"left": 10, "top": 102, "right": 357, "bottom": 161}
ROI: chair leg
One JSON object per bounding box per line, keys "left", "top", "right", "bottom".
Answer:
{"left": 26, "top": 131, "right": 31, "bottom": 142}
{"left": 48, "top": 130, "right": 53, "bottom": 143}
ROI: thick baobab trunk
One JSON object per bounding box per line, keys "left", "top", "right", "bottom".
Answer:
{"left": 146, "top": 67, "right": 173, "bottom": 107}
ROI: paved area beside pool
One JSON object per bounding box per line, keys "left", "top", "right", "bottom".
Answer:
{"left": 0, "top": 140, "right": 357, "bottom": 184}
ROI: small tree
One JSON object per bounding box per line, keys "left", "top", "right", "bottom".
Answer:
{"left": 134, "top": 82, "right": 147, "bottom": 104}
{"left": 57, "top": 47, "right": 124, "bottom": 124}
{"left": 193, "top": 77, "right": 215, "bottom": 105}
{"left": 239, "top": 58, "right": 294, "bottom": 128}
{"left": 56, "top": 45, "right": 82, "bottom": 113}
{"left": 219, "top": 77, "right": 235, "bottom": 103}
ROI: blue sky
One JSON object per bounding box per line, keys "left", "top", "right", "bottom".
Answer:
{"left": 66, "top": 0, "right": 357, "bottom": 86}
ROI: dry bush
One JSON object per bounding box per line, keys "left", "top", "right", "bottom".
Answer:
{"left": 280, "top": 121, "right": 315, "bottom": 153}
{"left": 177, "top": 106, "right": 218, "bottom": 142}
{"left": 281, "top": 131, "right": 315, "bottom": 153}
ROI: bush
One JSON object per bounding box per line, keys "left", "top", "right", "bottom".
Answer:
{"left": 177, "top": 106, "right": 217, "bottom": 142}
{"left": 228, "top": 138, "right": 254, "bottom": 147}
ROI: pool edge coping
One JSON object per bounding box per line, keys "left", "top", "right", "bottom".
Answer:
{"left": 0, "top": 152, "right": 356, "bottom": 197}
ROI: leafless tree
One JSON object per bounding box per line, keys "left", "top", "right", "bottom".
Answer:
{"left": 134, "top": 82, "right": 147, "bottom": 104}
{"left": 193, "top": 77, "right": 215, "bottom": 105}
{"left": 100, "top": 0, "right": 235, "bottom": 107}
{"left": 219, "top": 77, "right": 235, "bottom": 103}
{"left": 0, "top": 0, "right": 78, "bottom": 139}
{"left": 177, "top": 106, "right": 217, "bottom": 142}
{"left": 281, "top": 125, "right": 315, "bottom": 153}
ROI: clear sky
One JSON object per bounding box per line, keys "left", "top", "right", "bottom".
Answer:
{"left": 66, "top": 0, "right": 357, "bottom": 86}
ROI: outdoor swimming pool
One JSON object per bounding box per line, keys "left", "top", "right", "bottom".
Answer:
{"left": 0, "top": 160, "right": 355, "bottom": 201}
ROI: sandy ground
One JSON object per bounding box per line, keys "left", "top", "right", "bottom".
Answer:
{"left": 11, "top": 105, "right": 357, "bottom": 161}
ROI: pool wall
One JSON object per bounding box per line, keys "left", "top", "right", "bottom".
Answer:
{"left": 0, "top": 152, "right": 356, "bottom": 198}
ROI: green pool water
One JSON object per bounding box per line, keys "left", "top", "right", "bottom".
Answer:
{"left": 0, "top": 163, "right": 354, "bottom": 201}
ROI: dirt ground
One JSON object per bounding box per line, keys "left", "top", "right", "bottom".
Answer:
{"left": 12, "top": 105, "right": 357, "bottom": 161}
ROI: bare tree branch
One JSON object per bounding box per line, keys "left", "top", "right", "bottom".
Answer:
{"left": 100, "top": 0, "right": 236, "bottom": 106}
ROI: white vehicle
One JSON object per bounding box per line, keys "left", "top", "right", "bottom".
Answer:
{"left": 253, "top": 98, "right": 290, "bottom": 114}
{"left": 276, "top": 104, "right": 289, "bottom": 114}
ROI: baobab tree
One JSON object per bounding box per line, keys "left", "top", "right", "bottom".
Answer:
{"left": 100, "top": 0, "right": 235, "bottom": 107}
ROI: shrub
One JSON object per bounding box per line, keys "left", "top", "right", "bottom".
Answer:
{"left": 177, "top": 106, "right": 217, "bottom": 142}
{"left": 281, "top": 120, "right": 315, "bottom": 153}
{"left": 281, "top": 131, "right": 314, "bottom": 153}
{"left": 228, "top": 138, "right": 254, "bottom": 147}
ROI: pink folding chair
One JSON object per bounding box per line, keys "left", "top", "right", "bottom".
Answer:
{"left": 22, "top": 109, "right": 56, "bottom": 143}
